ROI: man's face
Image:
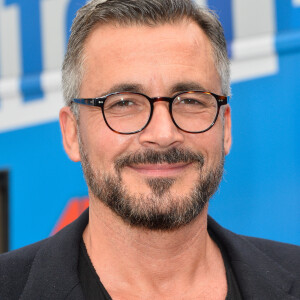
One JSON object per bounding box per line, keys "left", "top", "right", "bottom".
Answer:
{"left": 63, "top": 20, "right": 231, "bottom": 230}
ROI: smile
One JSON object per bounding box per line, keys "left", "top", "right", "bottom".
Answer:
{"left": 127, "top": 162, "right": 193, "bottom": 177}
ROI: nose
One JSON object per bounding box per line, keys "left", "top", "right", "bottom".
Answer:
{"left": 138, "top": 101, "right": 184, "bottom": 149}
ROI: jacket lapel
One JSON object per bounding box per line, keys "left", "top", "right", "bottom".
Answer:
{"left": 19, "top": 210, "right": 298, "bottom": 299}
{"left": 20, "top": 210, "right": 89, "bottom": 300}
{"left": 208, "top": 217, "right": 299, "bottom": 299}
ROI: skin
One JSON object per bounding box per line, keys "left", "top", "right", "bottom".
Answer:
{"left": 60, "top": 20, "right": 231, "bottom": 299}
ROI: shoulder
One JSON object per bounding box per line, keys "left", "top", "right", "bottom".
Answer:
{"left": 208, "top": 216, "right": 300, "bottom": 298}
{"left": 0, "top": 209, "right": 89, "bottom": 300}
{"left": 0, "top": 238, "right": 48, "bottom": 300}
{"left": 208, "top": 216, "right": 300, "bottom": 275}
{"left": 241, "top": 235, "right": 300, "bottom": 274}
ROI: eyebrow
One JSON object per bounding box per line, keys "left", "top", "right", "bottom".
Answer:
{"left": 97, "top": 83, "right": 145, "bottom": 97}
{"left": 97, "top": 81, "right": 208, "bottom": 98}
{"left": 169, "top": 82, "right": 207, "bottom": 94}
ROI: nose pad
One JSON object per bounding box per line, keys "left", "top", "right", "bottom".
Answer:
{"left": 138, "top": 101, "right": 184, "bottom": 148}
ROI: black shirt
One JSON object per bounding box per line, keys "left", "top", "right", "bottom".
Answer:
{"left": 79, "top": 240, "right": 112, "bottom": 300}
{"left": 78, "top": 236, "right": 243, "bottom": 300}
{"left": 209, "top": 229, "right": 243, "bottom": 300}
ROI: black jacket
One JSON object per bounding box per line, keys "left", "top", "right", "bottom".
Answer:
{"left": 0, "top": 210, "right": 299, "bottom": 299}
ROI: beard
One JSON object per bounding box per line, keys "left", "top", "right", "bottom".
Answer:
{"left": 79, "top": 139, "right": 224, "bottom": 231}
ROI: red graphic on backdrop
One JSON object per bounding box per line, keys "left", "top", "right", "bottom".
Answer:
{"left": 51, "top": 197, "right": 89, "bottom": 235}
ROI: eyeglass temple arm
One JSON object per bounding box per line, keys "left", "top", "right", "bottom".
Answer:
{"left": 217, "top": 96, "right": 228, "bottom": 106}
{"left": 73, "top": 98, "right": 104, "bottom": 107}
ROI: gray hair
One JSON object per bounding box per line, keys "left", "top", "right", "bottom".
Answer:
{"left": 62, "top": 0, "right": 230, "bottom": 117}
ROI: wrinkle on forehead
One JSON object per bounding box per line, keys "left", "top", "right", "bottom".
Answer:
{"left": 81, "top": 20, "right": 221, "bottom": 97}
{"left": 93, "top": 81, "right": 208, "bottom": 98}
{"left": 84, "top": 20, "right": 214, "bottom": 66}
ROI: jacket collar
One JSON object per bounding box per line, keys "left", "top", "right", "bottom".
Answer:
{"left": 20, "top": 210, "right": 298, "bottom": 299}
{"left": 20, "top": 209, "right": 89, "bottom": 300}
{"left": 208, "top": 216, "right": 299, "bottom": 299}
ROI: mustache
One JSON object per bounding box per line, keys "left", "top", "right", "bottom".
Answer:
{"left": 115, "top": 148, "right": 204, "bottom": 171}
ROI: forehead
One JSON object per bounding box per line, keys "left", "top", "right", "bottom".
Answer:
{"left": 81, "top": 20, "right": 220, "bottom": 96}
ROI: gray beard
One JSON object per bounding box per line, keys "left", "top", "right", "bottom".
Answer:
{"left": 80, "top": 143, "right": 224, "bottom": 231}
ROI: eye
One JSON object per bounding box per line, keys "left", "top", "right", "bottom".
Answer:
{"left": 112, "top": 100, "right": 134, "bottom": 107}
{"left": 179, "top": 98, "right": 204, "bottom": 105}
{"left": 104, "top": 94, "right": 149, "bottom": 116}
{"left": 176, "top": 96, "right": 206, "bottom": 107}
{"left": 106, "top": 99, "right": 137, "bottom": 110}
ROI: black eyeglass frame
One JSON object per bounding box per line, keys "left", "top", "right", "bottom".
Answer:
{"left": 73, "top": 90, "right": 228, "bottom": 134}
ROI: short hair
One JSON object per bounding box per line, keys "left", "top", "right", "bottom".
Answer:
{"left": 62, "top": 0, "right": 230, "bottom": 117}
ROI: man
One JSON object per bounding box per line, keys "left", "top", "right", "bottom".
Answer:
{"left": 0, "top": 0, "right": 299, "bottom": 299}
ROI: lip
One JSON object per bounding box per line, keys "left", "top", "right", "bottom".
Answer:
{"left": 127, "top": 162, "right": 192, "bottom": 177}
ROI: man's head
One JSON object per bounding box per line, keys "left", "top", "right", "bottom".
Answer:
{"left": 62, "top": 0, "right": 230, "bottom": 114}
{"left": 60, "top": 0, "right": 231, "bottom": 230}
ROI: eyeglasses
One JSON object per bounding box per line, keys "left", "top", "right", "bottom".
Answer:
{"left": 73, "top": 91, "right": 228, "bottom": 134}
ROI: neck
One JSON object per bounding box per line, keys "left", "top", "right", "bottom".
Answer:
{"left": 83, "top": 196, "right": 227, "bottom": 299}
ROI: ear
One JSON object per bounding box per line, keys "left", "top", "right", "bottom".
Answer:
{"left": 223, "top": 105, "right": 232, "bottom": 155}
{"left": 59, "top": 107, "right": 81, "bottom": 162}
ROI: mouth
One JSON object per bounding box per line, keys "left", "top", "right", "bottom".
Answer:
{"left": 127, "top": 162, "right": 193, "bottom": 177}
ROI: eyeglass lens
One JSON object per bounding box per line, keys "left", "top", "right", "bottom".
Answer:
{"left": 103, "top": 92, "right": 218, "bottom": 134}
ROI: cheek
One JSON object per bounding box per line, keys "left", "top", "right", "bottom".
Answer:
{"left": 84, "top": 126, "right": 137, "bottom": 172}
{"left": 80, "top": 107, "right": 142, "bottom": 173}
{"left": 188, "top": 125, "right": 224, "bottom": 165}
